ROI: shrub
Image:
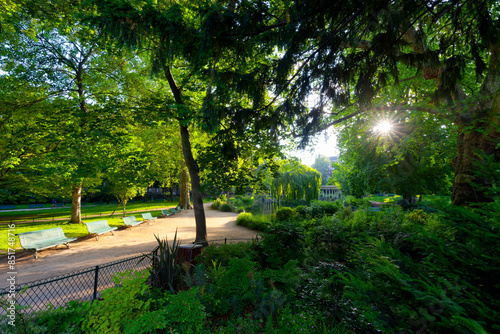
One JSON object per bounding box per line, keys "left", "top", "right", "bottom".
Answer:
{"left": 294, "top": 205, "right": 310, "bottom": 217}
{"left": 220, "top": 203, "right": 233, "bottom": 212}
{"left": 257, "top": 222, "right": 305, "bottom": 268}
{"left": 83, "top": 269, "right": 151, "bottom": 333}
{"left": 236, "top": 212, "right": 254, "bottom": 226}
{"left": 202, "top": 257, "right": 261, "bottom": 316}
{"left": 275, "top": 207, "right": 296, "bottom": 221}
{"left": 211, "top": 198, "right": 223, "bottom": 210}
{"left": 198, "top": 242, "right": 257, "bottom": 268}
{"left": 125, "top": 288, "right": 206, "bottom": 334}
{"left": 309, "top": 200, "right": 343, "bottom": 216}
{"left": 236, "top": 212, "right": 269, "bottom": 231}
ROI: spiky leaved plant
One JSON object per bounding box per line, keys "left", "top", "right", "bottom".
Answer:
{"left": 141, "top": 231, "right": 182, "bottom": 294}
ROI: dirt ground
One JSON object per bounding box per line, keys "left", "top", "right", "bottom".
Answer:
{"left": 0, "top": 203, "right": 257, "bottom": 289}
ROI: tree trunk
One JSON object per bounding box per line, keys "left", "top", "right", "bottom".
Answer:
{"left": 178, "top": 167, "right": 192, "bottom": 209}
{"left": 170, "top": 181, "right": 174, "bottom": 202}
{"left": 163, "top": 64, "right": 207, "bottom": 245}
{"left": 180, "top": 124, "right": 208, "bottom": 245}
{"left": 451, "top": 124, "right": 498, "bottom": 205}
{"left": 70, "top": 183, "right": 82, "bottom": 223}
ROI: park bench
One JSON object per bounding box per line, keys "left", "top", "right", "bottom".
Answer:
{"left": 141, "top": 212, "right": 157, "bottom": 222}
{"left": 122, "top": 216, "right": 143, "bottom": 228}
{"left": 176, "top": 206, "right": 184, "bottom": 211}
{"left": 16, "top": 227, "right": 77, "bottom": 259}
{"left": 0, "top": 205, "right": 16, "bottom": 210}
{"left": 168, "top": 207, "right": 180, "bottom": 214}
{"left": 84, "top": 220, "right": 117, "bottom": 240}
{"left": 161, "top": 209, "right": 173, "bottom": 216}
{"left": 28, "top": 204, "right": 44, "bottom": 208}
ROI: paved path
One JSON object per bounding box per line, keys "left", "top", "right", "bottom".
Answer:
{"left": 0, "top": 204, "right": 257, "bottom": 289}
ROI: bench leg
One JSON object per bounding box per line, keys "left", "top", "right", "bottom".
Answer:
{"left": 34, "top": 250, "right": 38, "bottom": 260}
{"left": 65, "top": 242, "right": 70, "bottom": 248}
{"left": 95, "top": 235, "right": 99, "bottom": 241}
{"left": 110, "top": 231, "right": 114, "bottom": 236}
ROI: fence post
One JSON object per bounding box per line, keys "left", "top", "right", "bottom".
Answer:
{"left": 93, "top": 265, "right": 99, "bottom": 300}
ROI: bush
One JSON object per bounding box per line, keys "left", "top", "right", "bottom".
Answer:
{"left": 236, "top": 212, "right": 269, "bottom": 231}
{"left": 309, "top": 200, "right": 343, "bottom": 216}
{"left": 211, "top": 198, "right": 223, "bottom": 210}
{"left": 220, "top": 203, "right": 233, "bottom": 212}
{"left": 236, "top": 212, "right": 254, "bottom": 226}
{"left": 198, "top": 242, "right": 257, "bottom": 268}
{"left": 294, "top": 205, "right": 310, "bottom": 217}
{"left": 275, "top": 207, "right": 297, "bottom": 221}
{"left": 257, "top": 222, "right": 305, "bottom": 268}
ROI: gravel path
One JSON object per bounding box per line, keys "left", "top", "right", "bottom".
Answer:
{"left": 0, "top": 203, "right": 257, "bottom": 289}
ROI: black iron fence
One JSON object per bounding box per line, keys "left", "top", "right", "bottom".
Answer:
{"left": 0, "top": 254, "right": 151, "bottom": 315}
{"left": 0, "top": 237, "right": 259, "bottom": 316}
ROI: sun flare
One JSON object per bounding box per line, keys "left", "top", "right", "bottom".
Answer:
{"left": 374, "top": 120, "right": 393, "bottom": 135}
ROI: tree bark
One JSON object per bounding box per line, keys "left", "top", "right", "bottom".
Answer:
{"left": 70, "top": 183, "right": 82, "bottom": 223}
{"left": 170, "top": 181, "right": 174, "bottom": 202}
{"left": 163, "top": 64, "right": 208, "bottom": 245}
{"left": 180, "top": 124, "right": 208, "bottom": 245}
{"left": 178, "top": 167, "right": 192, "bottom": 209}
{"left": 451, "top": 120, "right": 499, "bottom": 205}
{"left": 451, "top": 46, "right": 500, "bottom": 206}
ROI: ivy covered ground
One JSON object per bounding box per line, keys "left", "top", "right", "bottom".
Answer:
{"left": 2, "top": 198, "right": 498, "bottom": 333}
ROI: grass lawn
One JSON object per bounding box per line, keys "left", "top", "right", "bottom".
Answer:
{"left": 365, "top": 194, "right": 452, "bottom": 205}
{"left": 0, "top": 200, "right": 187, "bottom": 254}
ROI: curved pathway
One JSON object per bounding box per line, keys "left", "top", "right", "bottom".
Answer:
{"left": 0, "top": 204, "right": 257, "bottom": 288}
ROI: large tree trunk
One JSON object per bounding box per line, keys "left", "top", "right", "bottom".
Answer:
{"left": 180, "top": 124, "right": 208, "bottom": 245}
{"left": 452, "top": 118, "right": 499, "bottom": 205}
{"left": 70, "top": 183, "right": 82, "bottom": 223}
{"left": 451, "top": 47, "right": 500, "bottom": 206}
{"left": 163, "top": 64, "right": 207, "bottom": 245}
{"left": 178, "top": 167, "right": 192, "bottom": 209}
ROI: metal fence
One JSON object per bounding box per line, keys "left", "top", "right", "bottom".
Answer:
{"left": 0, "top": 238, "right": 258, "bottom": 316}
{"left": 0, "top": 254, "right": 151, "bottom": 315}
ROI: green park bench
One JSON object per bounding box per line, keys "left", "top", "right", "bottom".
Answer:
{"left": 16, "top": 227, "right": 77, "bottom": 259}
{"left": 28, "top": 204, "right": 44, "bottom": 208}
{"left": 141, "top": 212, "right": 157, "bottom": 222}
{"left": 122, "top": 216, "right": 143, "bottom": 228}
{"left": 84, "top": 219, "right": 118, "bottom": 241}
{"left": 176, "top": 206, "right": 184, "bottom": 211}
{"left": 168, "top": 207, "right": 180, "bottom": 214}
{"left": 0, "top": 205, "right": 16, "bottom": 210}
{"left": 161, "top": 209, "right": 174, "bottom": 216}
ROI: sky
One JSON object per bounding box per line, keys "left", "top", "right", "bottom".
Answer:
{"left": 285, "top": 130, "right": 339, "bottom": 166}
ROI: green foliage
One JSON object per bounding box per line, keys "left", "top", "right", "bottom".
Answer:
{"left": 271, "top": 161, "right": 322, "bottom": 202}
{"left": 83, "top": 269, "right": 151, "bottom": 333}
{"left": 311, "top": 155, "right": 332, "bottom": 186}
{"left": 141, "top": 232, "right": 182, "bottom": 294}
{"left": 235, "top": 212, "right": 269, "bottom": 231}
{"left": 201, "top": 257, "right": 260, "bottom": 317}
{"left": 125, "top": 288, "right": 207, "bottom": 334}
{"left": 309, "top": 200, "right": 344, "bottom": 216}
{"left": 257, "top": 222, "right": 305, "bottom": 268}
{"left": 220, "top": 203, "right": 233, "bottom": 212}
{"left": 198, "top": 242, "right": 257, "bottom": 268}
{"left": 275, "top": 207, "right": 297, "bottom": 221}
{"left": 211, "top": 198, "right": 223, "bottom": 210}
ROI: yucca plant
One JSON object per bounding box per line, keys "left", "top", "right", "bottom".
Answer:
{"left": 141, "top": 231, "right": 182, "bottom": 294}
